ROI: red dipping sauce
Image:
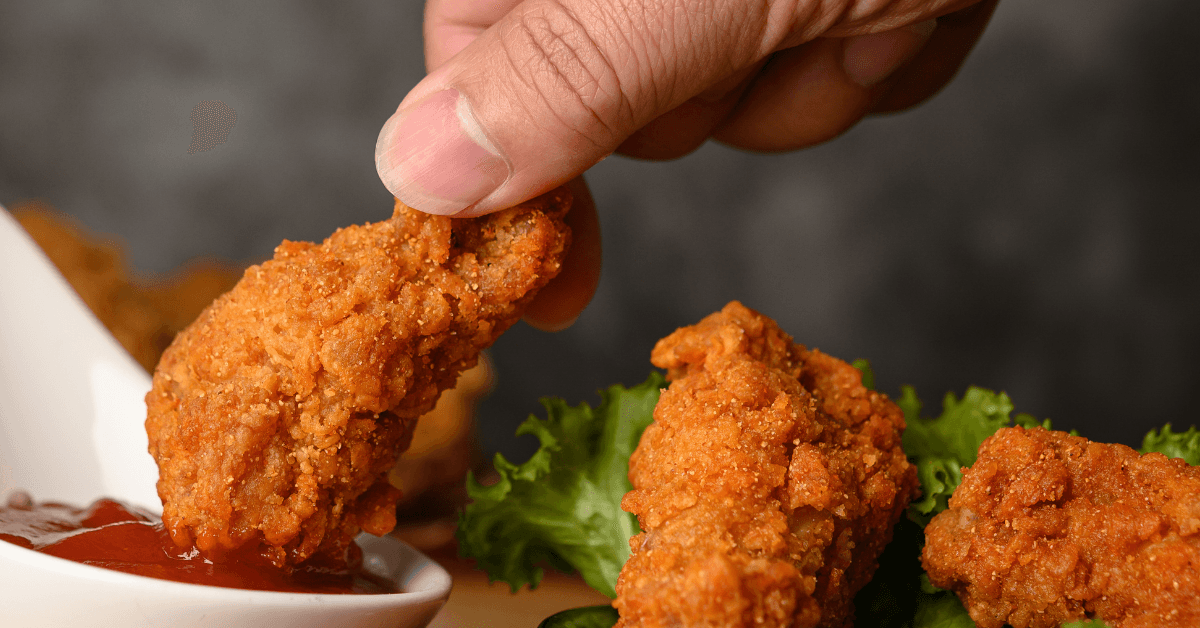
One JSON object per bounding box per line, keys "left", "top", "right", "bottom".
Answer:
{"left": 0, "top": 492, "right": 396, "bottom": 594}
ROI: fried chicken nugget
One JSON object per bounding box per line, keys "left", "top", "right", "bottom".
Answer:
{"left": 922, "top": 426, "right": 1200, "bottom": 628}
{"left": 146, "top": 190, "right": 571, "bottom": 565}
{"left": 614, "top": 302, "right": 918, "bottom": 628}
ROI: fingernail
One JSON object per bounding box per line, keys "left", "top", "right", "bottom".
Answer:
{"left": 842, "top": 20, "right": 937, "bottom": 88}
{"left": 375, "top": 89, "right": 510, "bottom": 215}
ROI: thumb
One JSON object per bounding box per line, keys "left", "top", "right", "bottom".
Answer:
{"left": 376, "top": 0, "right": 782, "bottom": 216}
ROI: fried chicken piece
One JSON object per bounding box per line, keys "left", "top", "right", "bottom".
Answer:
{"left": 922, "top": 426, "right": 1200, "bottom": 628}
{"left": 146, "top": 190, "right": 571, "bottom": 566}
{"left": 614, "top": 301, "right": 918, "bottom": 628}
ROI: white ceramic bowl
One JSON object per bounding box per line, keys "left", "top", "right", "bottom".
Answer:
{"left": 0, "top": 206, "right": 451, "bottom": 627}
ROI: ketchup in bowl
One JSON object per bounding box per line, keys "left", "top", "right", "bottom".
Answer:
{"left": 0, "top": 491, "right": 395, "bottom": 594}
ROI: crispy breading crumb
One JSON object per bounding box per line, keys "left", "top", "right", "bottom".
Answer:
{"left": 923, "top": 426, "right": 1200, "bottom": 628}
{"left": 614, "top": 301, "right": 918, "bottom": 628}
{"left": 146, "top": 191, "right": 570, "bottom": 565}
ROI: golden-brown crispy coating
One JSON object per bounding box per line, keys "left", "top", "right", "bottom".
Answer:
{"left": 614, "top": 302, "right": 918, "bottom": 628}
{"left": 146, "top": 191, "right": 570, "bottom": 565}
{"left": 922, "top": 426, "right": 1200, "bottom": 628}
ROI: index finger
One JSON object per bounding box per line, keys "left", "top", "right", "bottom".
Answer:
{"left": 424, "top": 0, "right": 524, "bottom": 70}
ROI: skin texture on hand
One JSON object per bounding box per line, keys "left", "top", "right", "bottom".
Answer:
{"left": 378, "top": 0, "right": 998, "bottom": 329}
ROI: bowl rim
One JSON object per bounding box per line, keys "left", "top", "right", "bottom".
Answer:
{"left": 0, "top": 531, "right": 451, "bottom": 608}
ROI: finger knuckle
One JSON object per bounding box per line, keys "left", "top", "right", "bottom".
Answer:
{"left": 503, "top": 1, "right": 635, "bottom": 148}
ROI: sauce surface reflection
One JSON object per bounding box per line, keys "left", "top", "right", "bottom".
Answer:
{"left": 0, "top": 493, "right": 396, "bottom": 594}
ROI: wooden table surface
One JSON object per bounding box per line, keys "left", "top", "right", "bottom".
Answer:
{"left": 424, "top": 548, "right": 610, "bottom": 628}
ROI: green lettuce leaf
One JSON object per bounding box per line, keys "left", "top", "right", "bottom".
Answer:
{"left": 536, "top": 606, "right": 619, "bottom": 628}
{"left": 852, "top": 358, "right": 875, "bottom": 391}
{"left": 900, "top": 386, "right": 1033, "bottom": 525}
{"left": 896, "top": 383, "right": 1161, "bottom": 628}
{"left": 456, "top": 372, "right": 665, "bottom": 598}
{"left": 471, "top": 367, "right": 1164, "bottom": 628}
{"left": 1140, "top": 423, "right": 1200, "bottom": 465}
{"left": 851, "top": 514, "right": 979, "bottom": 628}
{"left": 911, "top": 591, "right": 977, "bottom": 628}
{"left": 894, "top": 385, "right": 1044, "bottom": 626}
{"left": 908, "top": 595, "right": 1111, "bottom": 628}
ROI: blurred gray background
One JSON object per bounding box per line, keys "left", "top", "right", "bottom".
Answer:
{"left": 2, "top": 0, "right": 1197, "bottom": 462}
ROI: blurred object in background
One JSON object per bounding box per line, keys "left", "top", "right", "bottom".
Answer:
{"left": 13, "top": 201, "right": 240, "bottom": 372}
{"left": 140, "top": 261, "right": 245, "bottom": 336}
{"left": 390, "top": 357, "right": 493, "bottom": 552}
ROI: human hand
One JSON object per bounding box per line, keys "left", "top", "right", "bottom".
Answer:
{"left": 376, "top": 0, "right": 998, "bottom": 329}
